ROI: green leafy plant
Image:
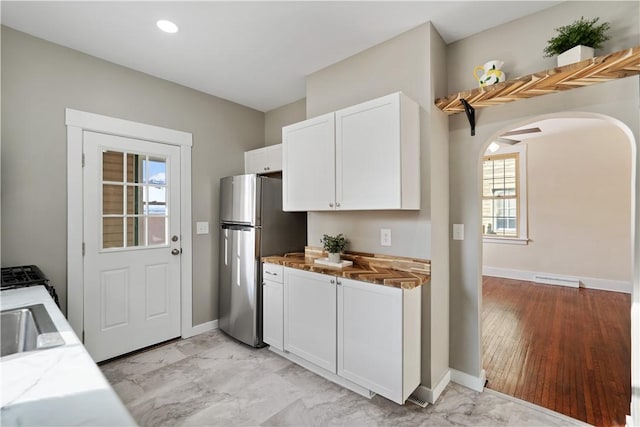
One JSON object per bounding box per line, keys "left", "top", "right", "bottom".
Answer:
{"left": 543, "top": 16, "right": 610, "bottom": 57}
{"left": 321, "top": 233, "right": 348, "bottom": 253}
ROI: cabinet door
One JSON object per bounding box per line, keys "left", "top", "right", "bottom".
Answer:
{"left": 283, "top": 268, "right": 337, "bottom": 372}
{"left": 244, "top": 145, "right": 282, "bottom": 174}
{"left": 337, "top": 277, "right": 404, "bottom": 403}
{"left": 244, "top": 148, "right": 267, "bottom": 174}
{"left": 264, "top": 144, "right": 282, "bottom": 173}
{"left": 263, "top": 279, "right": 283, "bottom": 351}
{"left": 335, "top": 92, "right": 419, "bottom": 210}
{"left": 282, "top": 113, "right": 335, "bottom": 211}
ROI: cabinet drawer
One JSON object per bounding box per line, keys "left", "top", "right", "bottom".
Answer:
{"left": 263, "top": 263, "right": 283, "bottom": 283}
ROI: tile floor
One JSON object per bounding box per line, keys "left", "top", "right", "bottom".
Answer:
{"left": 100, "top": 329, "right": 589, "bottom": 426}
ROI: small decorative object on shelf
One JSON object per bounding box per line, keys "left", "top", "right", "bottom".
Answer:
{"left": 321, "top": 233, "right": 348, "bottom": 263}
{"left": 543, "top": 16, "right": 610, "bottom": 67}
{"left": 473, "top": 60, "right": 506, "bottom": 87}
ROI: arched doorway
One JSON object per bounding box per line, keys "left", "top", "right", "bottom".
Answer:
{"left": 477, "top": 112, "right": 636, "bottom": 426}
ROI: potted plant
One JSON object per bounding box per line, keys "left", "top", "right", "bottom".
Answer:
{"left": 543, "top": 16, "right": 610, "bottom": 67}
{"left": 321, "top": 233, "right": 348, "bottom": 263}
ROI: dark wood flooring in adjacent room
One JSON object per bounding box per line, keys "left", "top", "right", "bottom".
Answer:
{"left": 482, "top": 276, "right": 631, "bottom": 427}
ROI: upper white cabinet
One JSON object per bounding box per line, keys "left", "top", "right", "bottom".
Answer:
{"left": 244, "top": 144, "right": 282, "bottom": 174}
{"left": 282, "top": 92, "right": 420, "bottom": 212}
{"left": 282, "top": 113, "right": 335, "bottom": 211}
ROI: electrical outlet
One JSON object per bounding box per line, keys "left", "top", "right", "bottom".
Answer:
{"left": 453, "top": 224, "right": 464, "bottom": 240}
{"left": 380, "top": 228, "right": 392, "bottom": 246}
{"left": 196, "top": 221, "right": 209, "bottom": 235}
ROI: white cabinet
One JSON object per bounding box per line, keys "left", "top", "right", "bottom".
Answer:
{"left": 283, "top": 268, "right": 337, "bottom": 373}
{"left": 279, "top": 267, "right": 421, "bottom": 404}
{"left": 337, "top": 277, "right": 421, "bottom": 404}
{"left": 282, "top": 92, "right": 420, "bottom": 212}
{"left": 262, "top": 263, "right": 284, "bottom": 351}
{"left": 245, "top": 144, "right": 282, "bottom": 174}
{"left": 282, "top": 113, "right": 335, "bottom": 211}
{"left": 335, "top": 93, "right": 420, "bottom": 210}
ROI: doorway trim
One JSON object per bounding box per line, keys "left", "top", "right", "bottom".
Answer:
{"left": 65, "top": 108, "right": 194, "bottom": 340}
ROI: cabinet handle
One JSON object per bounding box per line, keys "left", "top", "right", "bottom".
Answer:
{"left": 265, "top": 271, "right": 277, "bottom": 276}
{"left": 336, "top": 279, "right": 342, "bottom": 285}
{"left": 336, "top": 202, "right": 341, "bottom": 208}
{"left": 329, "top": 202, "right": 334, "bottom": 208}
{"left": 330, "top": 279, "right": 335, "bottom": 284}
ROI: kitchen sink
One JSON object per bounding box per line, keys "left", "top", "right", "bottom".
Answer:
{"left": 1, "top": 304, "right": 65, "bottom": 357}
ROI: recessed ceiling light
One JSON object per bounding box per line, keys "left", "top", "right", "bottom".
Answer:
{"left": 157, "top": 20, "right": 178, "bottom": 34}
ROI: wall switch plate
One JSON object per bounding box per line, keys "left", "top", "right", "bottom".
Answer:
{"left": 453, "top": 224, "right": 464, "bottom": 240}
{"left": 196, "top": 221, "right": 209, "bottom": 235}
{"left": 380, "top": 228, "right": 392, "bottom": 246}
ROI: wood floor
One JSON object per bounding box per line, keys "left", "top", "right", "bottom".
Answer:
{"left": 482, "top": 276, "right": 631, "bottom": 427}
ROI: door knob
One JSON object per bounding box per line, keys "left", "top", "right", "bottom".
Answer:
{"left": 171, "top": 248, "right": 181, "bottom": 255}
{"left": 171, "top": 235, "right": 179, "bottom": 242}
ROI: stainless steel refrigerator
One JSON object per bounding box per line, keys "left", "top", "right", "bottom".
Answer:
{"left": 218, "top": 174, "right": 306, "bottom": 347}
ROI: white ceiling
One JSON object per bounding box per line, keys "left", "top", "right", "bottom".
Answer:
{"left": 1, "top": 1, "right": 559, "bottom": 112}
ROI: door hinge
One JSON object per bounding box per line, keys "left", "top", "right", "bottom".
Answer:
{"left": 82, "top": 153, "right": 85, "bottom": 167}
{"left": 82, "top": 242, "right": 85, "bottom": 256}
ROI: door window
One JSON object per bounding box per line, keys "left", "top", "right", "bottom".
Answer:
{"left": 101, "top": 150, "right": 168, "bottom": 249}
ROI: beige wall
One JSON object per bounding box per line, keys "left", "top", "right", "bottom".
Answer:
{"left": 0, "top": 27, "right": 265, "bottom": 325}
{"left": 483, "top": 123, "right": 632, "bottom": 285}
{"left": 305, "top": 22, "right": 450, "bottom": 391}
{"left": 264, "top": 98, "right": 306, "bottom": 146}
{"left": 447, "top": 0, "right": 639, "bottom": 380}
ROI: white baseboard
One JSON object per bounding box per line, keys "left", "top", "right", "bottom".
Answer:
{"left": 450, "top": 368, "right": 486, "bottom": 392}
{"left": 413, "top": 369, "right": 451, "bottom": 404}
{"left": 184, "top": 319, "right": 218, "bottom": 338}
{"left": 483, "top": 266, "right": 631, "bottom": 294}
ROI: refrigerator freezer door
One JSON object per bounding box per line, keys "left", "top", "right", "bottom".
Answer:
{"left": 220, "top": 174, "right": 260, "bottom": 226}
{"left": 218, "top": 224, "right": 261, "bottom": 347}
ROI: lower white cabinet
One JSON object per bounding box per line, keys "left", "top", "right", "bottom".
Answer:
{"left": 263, "top": 263, "right": 284, "bottom": 350}
{"left": 337, "top": 277, "right": 420, "bottom": 404}
{"left": 273, "top": 265, "right": 421, "bottom": 404}
{"left": 283, "top": 268, "right": 337, "bottom": 373}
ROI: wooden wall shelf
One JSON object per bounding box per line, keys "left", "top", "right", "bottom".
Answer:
{"left": 435, "top": 45, "right": 640, "bottom": 115}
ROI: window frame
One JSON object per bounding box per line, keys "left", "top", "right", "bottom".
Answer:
{"left": 482, "top": 144, "right": 528, "bottom": 245}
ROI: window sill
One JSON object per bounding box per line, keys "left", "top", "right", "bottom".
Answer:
{"left": 483, "top": 236, "right": 529, "bottom": 245}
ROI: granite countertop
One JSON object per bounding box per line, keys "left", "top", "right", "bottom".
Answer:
{"left": 1, "top": 286, "right": 136, "bottom": 427}
{"left": 263, "top": 247, "right": 430, "bottom": 289}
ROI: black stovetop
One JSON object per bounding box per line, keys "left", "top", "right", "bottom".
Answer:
{"left": 1, "top": 265, "right": 49, "bottom": 289}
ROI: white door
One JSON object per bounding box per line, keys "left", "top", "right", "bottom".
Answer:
{"left": 335, "top": 93, "right": 401, "bottom": 210}
{"left": 283, "top": 268, "right": 337, "bottom": 372}
{"left": 337, "top": 277, "right": 403, "bottom": 403}
{"left": 83, "top": 131, "right": 181, "bottom": 362}
{"left": 282, "top": 113, "right": 335, "bottom": 211}
{"left": 263, "top": 279, "right": 284, "bottom": 351}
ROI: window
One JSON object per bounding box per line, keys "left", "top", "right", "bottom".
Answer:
{"left": 482, "top": 146, "right": 528, "bottom": 244}
{"left": 102, "top": 150, "right": 168, "bottom": 250}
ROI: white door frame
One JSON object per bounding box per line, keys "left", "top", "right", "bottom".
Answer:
{"left": 66, "top": 108, "right": 194, "bottom": 340}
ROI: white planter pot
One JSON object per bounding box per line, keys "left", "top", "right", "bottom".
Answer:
{"left": 557, "top": 45, "right": 594, "bottom": 67}
{"left": 328, "top": 252, "right": 341, "bottom": 263}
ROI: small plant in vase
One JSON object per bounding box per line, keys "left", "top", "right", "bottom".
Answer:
{"left": 321, "top": 233, "right": 348, "bottom": 263}
{"left": 543, "top": 16, "right": 610, "bottom": 66}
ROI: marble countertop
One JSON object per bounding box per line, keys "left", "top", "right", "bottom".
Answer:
{"left": 263, "top": 247, "right": 430, "bottom": 289}
{"left": 1, "top": 286, "right": 136, "bottom": 426}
